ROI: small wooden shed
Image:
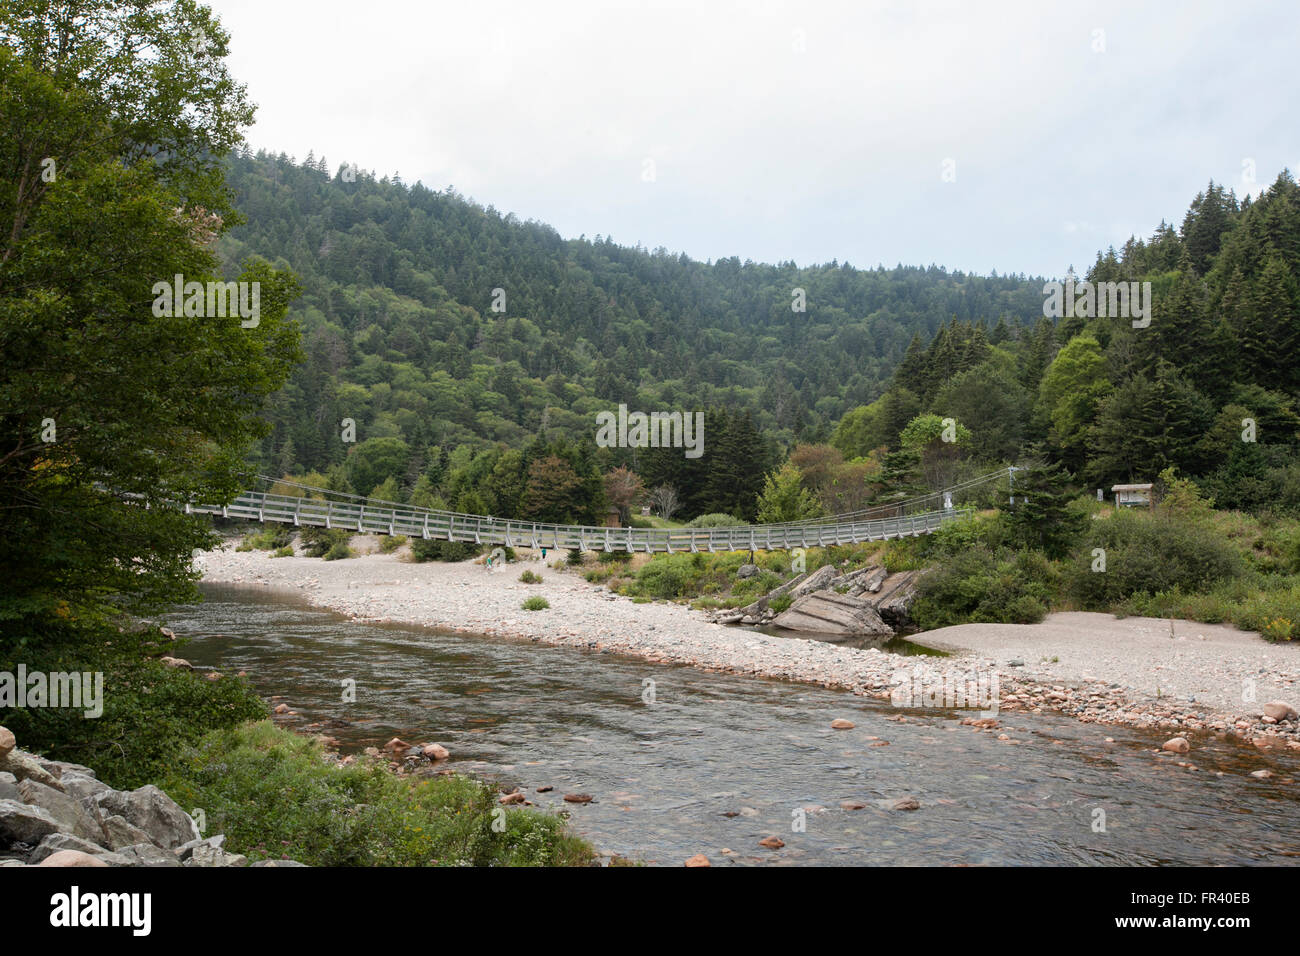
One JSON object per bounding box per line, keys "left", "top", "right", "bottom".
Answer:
{"left": 1111, "top": 483, "right": 1154, "bottom": 510}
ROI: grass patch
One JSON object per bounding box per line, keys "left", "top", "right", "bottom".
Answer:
{"left": 519, "top": 570, "right": 543, "bottom": 584}
{"left": 157, "top": 721, "right": 595, "bottom": 866}
{"left": 522, "top": 596, "right": 550, "bottom": 611}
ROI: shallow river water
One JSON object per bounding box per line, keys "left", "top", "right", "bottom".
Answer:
{"left": 165, "top": 584, "right": 1300, "bottom": 866}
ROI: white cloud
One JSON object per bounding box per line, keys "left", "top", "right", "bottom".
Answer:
{"left": 208, "top": 0, "right": 1300, "bottom": 277}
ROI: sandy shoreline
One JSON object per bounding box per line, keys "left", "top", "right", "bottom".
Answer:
{"left": 196, "top": 541, "right": 1300, "bottom": 745}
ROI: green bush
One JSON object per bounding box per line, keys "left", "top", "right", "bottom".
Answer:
{"left": 519, "top": 570, "right": 542, "bottom": 584}
{"left": 910, "top": 547, "right": 1053, "bottom": 630}
{"left": 768, "top": 593, "right": 793, "bottom": 613}
{"left": 323, "top": 541, "right": 352, "bottom": 561}
{"left": 157, "top": 722, "right": 595, "bottom": 866}
{"left": 271, "top": 546, "right": 294, "bottom": 558}
{"left": 300, "top": 526, "right": 352, "bottom": 558}
{"left": 0, "top": 621, "right": 267, "bottom": 790}
{"left": 1064, "top": 510, "right": 1243, "bottom": 609}
{"left": 236, "top": 527, "right": 294, "bottom": 552}
{"left": 631, "top": 552, "right": 707, "bottom": 599}
{"left": 566, "top": 548, "right": 584, "bottom": 566}
{"left": 522, "top": 596, "right": 550, "bottom": 611}
{"left": 686, "top": 513, "right": 745, "bottom": 528}
{"left": 410, "top": 539, "right": 482, "bottom": 562}
{"left": 379, "top": 534, "right": 407, "bottom": 553}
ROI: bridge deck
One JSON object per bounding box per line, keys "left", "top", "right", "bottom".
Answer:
{"left": 189, "top": 490, "right": 974, "bottom": 553}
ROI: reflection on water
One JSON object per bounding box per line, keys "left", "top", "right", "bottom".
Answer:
{"left": 164, "top": 584, "right": 1300, "bottom": 867}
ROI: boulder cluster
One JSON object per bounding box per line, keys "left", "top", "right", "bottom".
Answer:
{"left": 0, "top": 725, "right": 303, "bottom": 868}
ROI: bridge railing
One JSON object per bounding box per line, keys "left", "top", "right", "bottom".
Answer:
{"left": 189, "top": 490, "right": 972, "bottom": 553}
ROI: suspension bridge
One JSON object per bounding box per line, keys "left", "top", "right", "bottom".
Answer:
{"left": 184, "top": 468, "right": 1016, "bottom": 554}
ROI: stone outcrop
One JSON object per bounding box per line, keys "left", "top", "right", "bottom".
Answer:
{"left": 0, "top": 725, "right": 305, "bottom": 868}
{"left": 716, "top": 563, "right": 928, "bottom": 637}
{"left": 772, "top": 590, "right": 893, "bottom": 636}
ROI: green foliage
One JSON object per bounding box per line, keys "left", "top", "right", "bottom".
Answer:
{"left": 323, "top": 541, "right": 352, "bottom": 560}
{"left": 631, "top": 552, "right": 710, "bottom": 599}
{"left": 220, "top": 150, "right": 1048, "bottom": 486}
{"left": 0, "top": 14, "right": 301, "bottom": 627}
{"left": 521, "top": 596, "right": 550, "bottom": 611}
{"left": 910, "top": 548, "right": 1054, "bottom": 629}
{"left": 411, "top": 539, "right": 481, "bottom": 562}
{"left": 768, "top": 593, "right": 793, "bottom": 614}
{"left": 687, "top": 513, "right": 746, "bottom": 528}
{"left": 271, "top": 546, "right": 294, "bottom": 558}
{"left": 300, "top": 526, "right": 352, "bottom": 558}
{"left": 239, "top": 528, "right": 294, "bottom": 551}
{"left": 379, "top": 534, "right": 408, "bottom": 553}
{"left": 0, "top": 621, "right": 267, "bottom": 790}
{"left": 519, "top": 570, "right": 543, "bottom": 583}
{"left": 1064, "top": 509, "right": 1244, "bottom": 609}
{"left": 1037, "top": 336, "right": 1111, "bottom": 469}
{"left": 756, "top": 462, "right": 825, "bottom": 523}
{"left": 1004, "top": 459, "right": 1086, "bottom": 558}
{"left": 157, "top": 722, "right": 595, "bottom": 866}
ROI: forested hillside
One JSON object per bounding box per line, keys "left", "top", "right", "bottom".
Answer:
{"left": 222, "top": 150, "right": 1046, "bottom": 491}
{"left": 830, "top": 173, "right": 1300, "bottom": 515}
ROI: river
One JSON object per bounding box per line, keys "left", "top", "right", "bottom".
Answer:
{"left": 164, "top": 584, "right": 1300, "bottom": 866}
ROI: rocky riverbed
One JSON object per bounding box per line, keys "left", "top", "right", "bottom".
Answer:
{"left": 197, "top": 541, "right": 1300, "bottom": 747}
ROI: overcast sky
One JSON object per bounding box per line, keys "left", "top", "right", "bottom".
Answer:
{"left": 206, "top": 0, "right": 1300, "bottom": 279}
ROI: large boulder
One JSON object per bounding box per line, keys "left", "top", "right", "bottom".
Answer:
{"left": 772, "top": 590, "right": 894, "bottom": 637}
{"left": 869, "top": 570, "right": 926, "bottom": 626}
{"left": 100, "top": 815, "right": 157, "bottom": 851}
{"left": 0, "top": 726, "right": 14, "bottom": 760}
{"left": 17, "top": 779, "right": 103, "bottom": 843}
{"left": 0, "top": 798, "right": 65, "bottom": 845}
{"left": 0, "top": 772, "right": 18, "bottom": 803}
{"left": 57, "top": 771, "right": 111, "bottom": 803}
{"left": 29, "top": 833, "right": 130, "bottom": 865}
{"left": 0, "top": 751, "right": 64, "bottom": 791}
{"left": 37, "top": 850, "right": 108, "bottom": 868}
{"left": 115, "top": 842, "right": 184, "bottom": 867}
{"left": 94, "top": 784, "right": 199, "bottom": 850}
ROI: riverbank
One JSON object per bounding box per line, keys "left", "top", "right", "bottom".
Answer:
{"left": 197, "top": 542, "right": 1300, "bottom": 745}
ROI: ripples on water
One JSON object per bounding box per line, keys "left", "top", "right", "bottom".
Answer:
{"left": 164, "top": 584, "right": 1300, "bottom": 867}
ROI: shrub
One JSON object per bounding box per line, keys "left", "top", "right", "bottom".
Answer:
{"left": 237, "top": 527, "right": 294, "bottom": 552}
{"left": 0, "top": 621, "right": 267, "bottom": 789}
{"left": 300, "top": 526, "right": 352, "bottom": 558}
{"left": 768, "top": 593, "right": 793, "bottom": 613}
{"left": 910, "top": 547, "right": 1053, "bottom": 630}
{"left": 632, "top": 553, "right": 706, "bottom": 599}
{"left": 410, "top": 539, "right": 481, "bottom": 562}
{"left": 566, "top": 548, "right": 584, "bottom": 566}
{"left": 157, "top": 722, "right": 595, "bottom": 866}
{"left": 379, "top": 534, "right": 407, "bottom": 553}
{"left": 271, "top": 545, "right": 294, "bottom": 558}
{"left": 522, "top": 596, "right": 550, "bottom": 611}
{"left": 323, "top": 541, "right": 352, "bottom": 560}
{"left": 1064, "top": 510, "right": 1243, "bottom": 609}
{"left": 686, "top": 513, "right": 746, "bottom": 528}
{"left": 519, "top": 570, "right": 543, "bottom": 584}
